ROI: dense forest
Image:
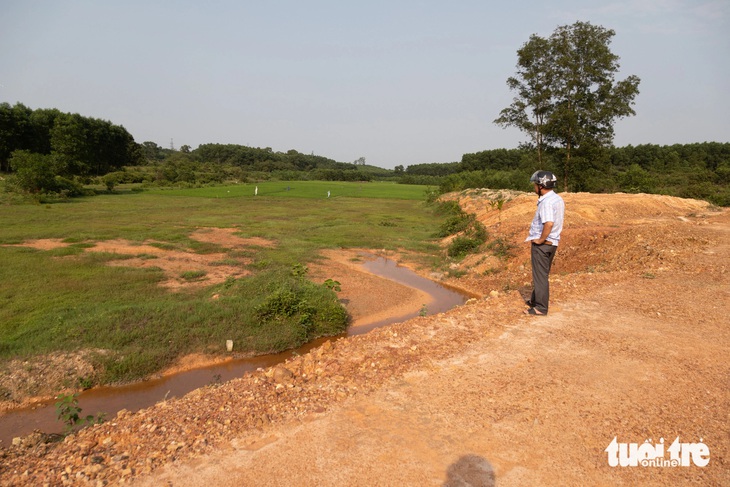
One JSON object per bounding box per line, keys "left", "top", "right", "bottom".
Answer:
{"left": 0, "top": 103, "right": 141, "bottom": 195}
{"left": 0, "top": 103, "right": 387, "bottom": 195}
{"left": 429, "top": 144, "right": 730, "bottom": 206}
{"left": 1, "top": 102, "right": 728, "bottom": 206}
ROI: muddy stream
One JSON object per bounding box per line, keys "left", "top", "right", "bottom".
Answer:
{"left": 0, "top": 256, "right": 468, "bottom": 445}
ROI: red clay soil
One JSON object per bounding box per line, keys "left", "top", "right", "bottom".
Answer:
{"left": 1, "top": 192, "right": 728, "bottom": 486}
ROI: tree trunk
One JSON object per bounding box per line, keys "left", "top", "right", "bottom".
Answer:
{"left": 536, "top": 113, "right": 544, "bottom": 165}
{"left": 564, "top": 141, "right": 571, "bottom": 192}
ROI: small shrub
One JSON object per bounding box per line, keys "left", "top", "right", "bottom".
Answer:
{"left": 291, "top": 263, "right": 308, "bottom": 278}
{"left": 448, "top": 235, "right": 482, "bottom": 258}
{"left": 447, "top": 221, "right": 488, "bottom": 258}
{"left": 424, "top": 187, "right": 440, "bottom": 204}
{"left": 434, "top": 200, "right": 462, "bottom": 215}
{"left": 489, "top": 197, "right": 506, "bottom": 223}
{"left": 323, "top": 278, "right": 341, "bottom": 292}
{"left": 76, "top": 376, "right": 94, "bottom": 390}
{"left": 438, "top": 213, "right": 475, "bottom": 237}
{"left": 55, "top": 393, "right": 105, "bottom": 435}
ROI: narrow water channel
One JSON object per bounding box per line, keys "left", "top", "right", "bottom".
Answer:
{"left": 0, "top": 256, "right": 467, "bottom": 445}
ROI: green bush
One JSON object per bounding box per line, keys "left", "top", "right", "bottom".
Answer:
{"left": 438, "top": 213, "right": 475, "bottom": 238}
{"left": 447, "top": 221, "right": 488, "bottom": 258}
{"left": 10, "top": 151, "right": 64, "bottom": 193}
{"left": 255, "top": 276, "right": 348, "bottom": 340}
{"left": 433, "top": 200, "right": 473, "bottom": 237}
{"left": 55, "top": 392, "right": 106, "bottom": 435}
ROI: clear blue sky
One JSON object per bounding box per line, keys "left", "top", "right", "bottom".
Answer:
{"left": 2, "top": 0, "right": 728, "bottom": 168}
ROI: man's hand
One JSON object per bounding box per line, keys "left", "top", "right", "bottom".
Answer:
{"left": 533, "top": 221, "right": 554, "bottom": 245}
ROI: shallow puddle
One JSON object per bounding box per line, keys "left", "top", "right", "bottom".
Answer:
{"left": 0, "top": 256, "right": 467, "bottom": 445}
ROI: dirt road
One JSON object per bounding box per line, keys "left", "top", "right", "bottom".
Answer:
{"left": 1, "top": 192, "right": 728, "bottom": 486}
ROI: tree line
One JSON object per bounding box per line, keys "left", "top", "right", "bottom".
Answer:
{"left": 122, "top": 142, "right": 380, "bottom": 186}
{"left": 1, "top": 102, "right": 141, "bottom": 194}
{"left": 0, "top": 104, "right": 382, "bottom": 195}
{"left": 416, "top": 143, "right": 730, "bottom": 206}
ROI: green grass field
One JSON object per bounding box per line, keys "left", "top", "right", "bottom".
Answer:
{"left": 0, "top": 181, "right": 445, "bottom": 386}
{"left": 146, "top": 180, "right": 429, "bottom": 200}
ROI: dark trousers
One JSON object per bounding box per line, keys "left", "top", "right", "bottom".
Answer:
{"left": 530, "top": 243, "right": 557, "bottom": 314}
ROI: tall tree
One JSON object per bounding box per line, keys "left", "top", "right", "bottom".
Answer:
{"left": 0, "top": 103, "right": 32, "bottom": 172}
{"left": 496, "top": 21, "right": 640, "bottom": 190}
{"left": 494, "top": 34, "right": 553, "bottom": 165}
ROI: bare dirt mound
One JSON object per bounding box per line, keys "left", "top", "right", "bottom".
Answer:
{"left": 1, "top": 194, "right": 728, "bottom": 486}
{"left": 439, "top": 191, "right": 717, "bottom": 295}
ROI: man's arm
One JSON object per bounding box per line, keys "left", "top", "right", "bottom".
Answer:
{"left": 533, "top": 221, "right": 554, "bottom": 245}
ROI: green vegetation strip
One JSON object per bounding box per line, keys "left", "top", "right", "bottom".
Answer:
{"left": 145, "top": 180, "right": 428, "bottom": 200}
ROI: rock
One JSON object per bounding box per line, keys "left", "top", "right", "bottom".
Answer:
{"left": 165, "top": 442, "right": 182, "bottom": 452}
{"left": 273, "top": 366, "right": 295, "bottom": 384}
{"left": 11, "top": 431, "right": 50, "bottom": 449}
{"left": 112, "top": 454, "right": 129, "bottom": 463}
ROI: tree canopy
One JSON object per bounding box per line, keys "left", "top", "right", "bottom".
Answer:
{"left": 0, "top": 103, "right": 141, "bottom": 177}
{"left": 495, "top": 21, "right": 640, "bottom": 190}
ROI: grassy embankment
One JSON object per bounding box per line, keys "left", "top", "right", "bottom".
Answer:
{"left": 0, "top": 181, "right": 444, "bottom": 386}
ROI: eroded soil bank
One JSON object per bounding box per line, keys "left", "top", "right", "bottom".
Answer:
{"left": 1, "top": 192, "right": 728, "bottom": 486}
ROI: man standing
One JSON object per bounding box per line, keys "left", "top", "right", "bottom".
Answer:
{"left": 524, "top": 171, "right": 564, "bottom": 316}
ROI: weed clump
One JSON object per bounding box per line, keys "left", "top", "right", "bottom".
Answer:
{"left": 447, "top": 223, "right": 488, "bottom": 258}
{"left": 55, "top": 393, "right": 105, "bottom": 435}
{"left": 434, "top": 200, "right": 489, "bottom": 258}
{"left": 255, "top": 269, "right": 348, "bottom": 340}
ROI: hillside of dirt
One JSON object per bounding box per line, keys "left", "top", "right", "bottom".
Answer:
{"left": 1, "top": 191, "right": 728, "bottom": 486}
